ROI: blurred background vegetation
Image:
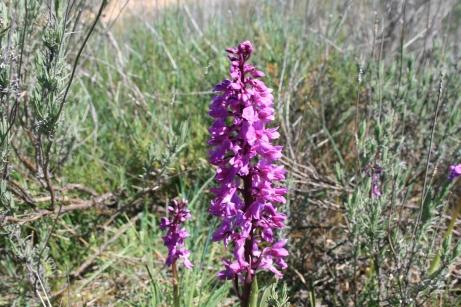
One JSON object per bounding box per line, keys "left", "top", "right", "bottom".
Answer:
{"left": 1, "top": 0, "right": 461, "bottom": 305}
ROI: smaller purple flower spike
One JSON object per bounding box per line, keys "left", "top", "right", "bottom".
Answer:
{"left": 160, "top": 199, "right": 193, "bottom": 269}
{"left": 449, "top": 164, "right": 461, "bottom": 181}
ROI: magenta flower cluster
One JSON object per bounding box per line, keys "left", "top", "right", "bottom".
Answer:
{"left": 160, "top": 199, "right": 193, "bottom": 269}
{"left": 208, "top": 41, "right": 288, "bottom": 282}
{"left": 449, "top": 164, "right": 461, "bottom": 181}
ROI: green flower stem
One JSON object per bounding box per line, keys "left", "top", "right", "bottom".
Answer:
{"left": 249, "top": 275, "right": 258, "bottom": 307}
{"left": 172, "top": 261, "right": 180, "bottom": 307}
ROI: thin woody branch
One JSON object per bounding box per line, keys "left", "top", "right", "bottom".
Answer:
{"left": 1, "top": 192, "right": 115, "bottom": 225}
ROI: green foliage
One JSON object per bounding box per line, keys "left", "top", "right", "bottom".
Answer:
{"left": 1, "top": 0, "right": 461, "bottom": 306}
{"left": 259, "top": 282, "right": 289, "bottom": 307}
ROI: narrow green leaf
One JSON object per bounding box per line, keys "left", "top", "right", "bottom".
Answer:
{"left": 249, "top": 276, "right": 258, "bottom": 307}
{"left": 259, "top": 283, "right": 271, "bottom": 307}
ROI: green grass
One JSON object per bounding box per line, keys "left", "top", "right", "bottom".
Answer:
{"left": 48, "top": 1, "right": 461, "bottom": 303}
{"left": 3, "top": 0, "right": 461, "bottom": 305}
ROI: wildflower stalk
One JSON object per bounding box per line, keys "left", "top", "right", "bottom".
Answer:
{"left": 160, "top": 199, "right": 193, "bottom": 306}
{"left": 241, "top": 173, "right": 255, "bottom": 305}
{"left": 208, "top": 41, "right": 288, "bottom": 307}
{"left": 172, "top": 261, "right": 180, "bottom": 307}
{"left": 249, "top": 275, "right": 259, "bottom": 307}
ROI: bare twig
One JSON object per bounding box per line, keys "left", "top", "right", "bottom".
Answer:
{"left": 2, "top": 192, "right": 114, "bottom": 225}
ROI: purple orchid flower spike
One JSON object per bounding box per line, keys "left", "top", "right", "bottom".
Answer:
{"left": 160, "top": 198, "right": 192, "bottom": 307}
{"left": 449, "top": 164, "right": 461, "bottom": 181}
{"left": 160, "top": 199, "right": 193, "bottom": 269}
{"left": 208, "top": 40, "right": 288, "bottom": 305}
